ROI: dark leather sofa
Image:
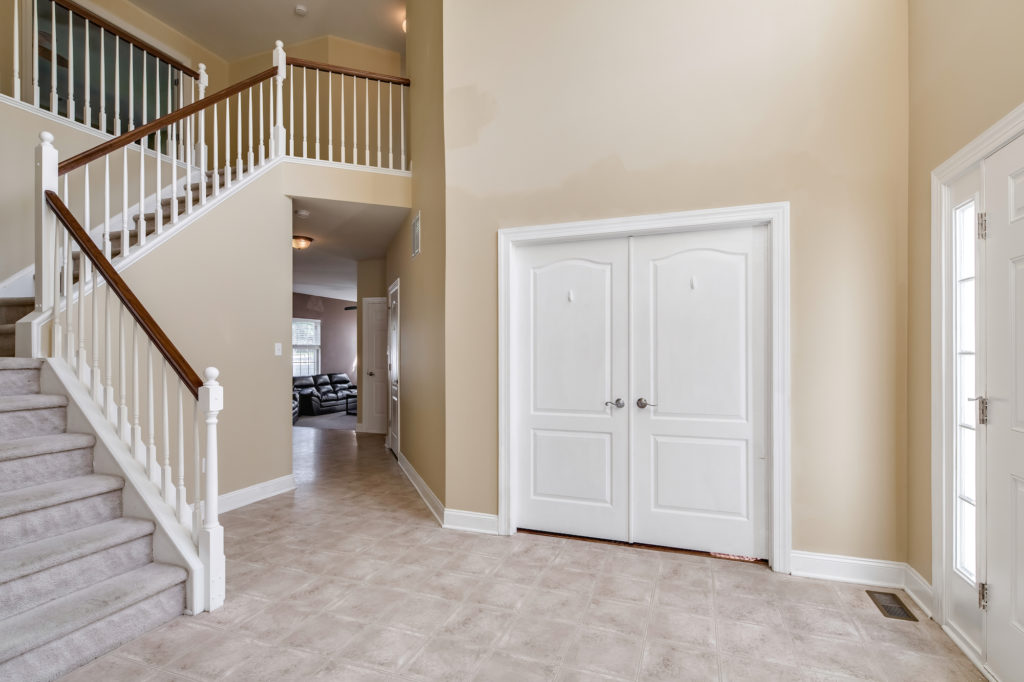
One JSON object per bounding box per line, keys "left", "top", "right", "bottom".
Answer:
{"left": 293, "top": 373, "right": 358, "bottom": 416}
{"left": 292, "top": 391, "right": 300, "bottom": 423}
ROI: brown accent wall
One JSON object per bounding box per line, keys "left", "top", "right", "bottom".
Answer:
{"left": 292, "top": 292, "right": 357, "bottom": 378}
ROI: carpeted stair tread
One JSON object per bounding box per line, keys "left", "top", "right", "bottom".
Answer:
{"left": 0, "top": 562, "right": 187, "bottom": 664}
{"left": 0, "top": 359, "right": 42, "bottom": 371}
{"left": 0, "top": 518, "right": 153, "bottom": 585}
{"left": 0, "top": 434, "right": 94, "bottom": 463}
{"left": 0, "top": 475, "right": 123, "bottom": 520}
{"left": 0, "top": 394, "right": 67, "bottom": 414}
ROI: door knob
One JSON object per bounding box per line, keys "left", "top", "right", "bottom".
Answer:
{"left": 604, "top": 398, "right": 625, "bottom": 408}
{"left": 368, "top": 371, "right": 375, "bottom": 376}
{"left": 636, "top": 397, "right": 657, "bottom": 409}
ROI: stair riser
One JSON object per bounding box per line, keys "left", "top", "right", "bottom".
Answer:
{"left": 0, "top": 583, "right": 184, "bottom": 682}
{"left": 0, "top": 448, "right": 93, "bottom": 493}
{"left": 0, "top": 369, "right": 41, "bottom": 397}
{"left": 0, "top": 535, "right": 153, "bottom": 618}
{"left": 0, "top": 407, "right": 66, "bottom": 440}
{"left": 0, "top": 306, "right": 33, "bottom": 325}
{"left": 0, "top": 491, "right": 121, "bottom": 549}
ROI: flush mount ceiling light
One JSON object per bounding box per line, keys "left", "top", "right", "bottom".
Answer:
{"left": 295, "top": 208, "right": 311, "bottom": 219}
{"left": 292, "top": 235, "right": 314, "bottom": 250}
{"left": 294, "top": 4, "right": 308, "bottom": 17}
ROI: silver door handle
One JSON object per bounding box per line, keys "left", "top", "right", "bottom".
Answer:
{"left": 604, "top": 398, "right": 625, "bottom": 408}
{"left": 636, "top": 397, "right": 657, "bottom": 409}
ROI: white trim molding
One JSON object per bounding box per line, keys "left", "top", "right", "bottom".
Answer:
{"left": 218, "top": 474, "right": 296, "bottom": 514}
{"left": 791, "top": 550, "right": 934, "bottom": 618}
{"left": 497, "top": 202, "right": 792, "bottom": 572}
{"left": 395, "top": 448, "right": 443, "bottom": 526}
{"left": 444, "top": 509, "right": 500, "bottom": 535}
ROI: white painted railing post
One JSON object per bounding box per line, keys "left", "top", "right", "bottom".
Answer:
{"left": 195, "top": 63, "right": 208, "bottom": 174}
{"left": 35, "top": 132, "right": 57, "bottom": 316}
{"left": 198, "top": 367, "right": 224, "bottom": 611}
{"left": 272, "top": 41, "right": 286, "bottom": 158}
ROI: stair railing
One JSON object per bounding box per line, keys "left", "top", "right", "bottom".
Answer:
{"left": 38, "top": 168, "right": 226, "bottom": 611}
{"left": 7, "top": 0, "right": 204, "bottom": 136}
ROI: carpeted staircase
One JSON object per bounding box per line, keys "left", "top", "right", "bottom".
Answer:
{"left": 0, "top": 358, "right": 186, "bottom": 681}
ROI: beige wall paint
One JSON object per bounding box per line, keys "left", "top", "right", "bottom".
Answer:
{"left": 120, "top": 165, "right": 293, "bottom": 495}
{"left": 385, "top": 0, "right": 447, "bottom": 503}
{"left": 229, "top": 35, "right": 403, "bottom": 83}
{"left": 443, "top": 0, "right": 911, "bottom": 561}
{"left": 355, "top": 258, "right": 386, "bottom": 424}
{"left": 906, "top": 0, "right": 1024, "bottom": 580}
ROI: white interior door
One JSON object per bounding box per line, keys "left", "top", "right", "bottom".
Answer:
{"left": 982, "top": 131, "right": 1024, "bottom": 680}
{"left": 514, "top": 238, "right": 630, "bottom": 540}
{"left": 387, "top": 283, "right": 400, "bottom": 452}
{"left": 361, "top": 298, "right": 388, "bottom": 434}
{"left": 631, "top": 227, "right": 768, "bottom": 557}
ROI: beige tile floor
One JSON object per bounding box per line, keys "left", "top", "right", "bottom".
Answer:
{"left": 61, "top": 427, "right": 983, "bottom": 681}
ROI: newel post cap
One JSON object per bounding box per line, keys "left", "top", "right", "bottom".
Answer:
{"left": 39, "top": 131, "right": 53, "bottom": 145}
{"left": 199, "top": 367, "right": 223, "bottom": 413}
{"left": 203, "top": 367, "right": 220, "bottom": 384}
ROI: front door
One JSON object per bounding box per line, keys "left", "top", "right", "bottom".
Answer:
{"left": 982, "top": 131, "right": 1024, "bottom": 680}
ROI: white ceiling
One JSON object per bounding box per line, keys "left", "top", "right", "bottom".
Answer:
{"left": 130, "top": 0, "right": 407, "bottom": 61}
{"left": 291, "top": 197, "right": 408, "bottom": 301}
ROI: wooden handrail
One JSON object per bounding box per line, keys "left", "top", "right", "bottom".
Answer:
{"left": 58, "top": 67, "right": 278, "bottom": 175}
{"left": 44, "top": 190, "right": 203, "bottom": 398}
{"left": 51, "top": 0, "right": 200, "bottom": 79}
{"left": 286, "top": 57, "right": 410, "bottom": 86}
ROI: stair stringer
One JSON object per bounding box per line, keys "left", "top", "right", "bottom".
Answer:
{"left": 37, "top": 358, "right": 205, "bottom": 615}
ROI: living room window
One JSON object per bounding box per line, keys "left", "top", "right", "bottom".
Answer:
{"left": 292, "top": 318, "right": 321, "bottom": 377}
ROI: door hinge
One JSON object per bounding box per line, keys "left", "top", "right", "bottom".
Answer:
{"left": 979, "top": 582, "right": 989, "bottom": 610}
{"left": 978, "top": 212, "right": 988, "bottom": 239}
{"left": 978, "top": 397, "right": 990, "bottom": 425}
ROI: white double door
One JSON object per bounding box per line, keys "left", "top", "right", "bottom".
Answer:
{"left": 514, "top": 226, "right": 768, "bottom": 558}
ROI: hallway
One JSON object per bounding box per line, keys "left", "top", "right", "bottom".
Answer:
{"left": 59, "top": 428, "right": 981, "bottom": 681}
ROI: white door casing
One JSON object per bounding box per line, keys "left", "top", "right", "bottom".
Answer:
{"left": 361, "top": 297, "right": 388, "bottom": 434}
{"left": 981, "top": 132, "right": 1024, "bottom": 680}
{"left": 387, "top": 281, "right": 401, "bottom": 453}
{"left": 514, "top": 238, "right": 630, "bottom": 541}
{"left": 631, "top": 227, "right": 768, "bottom": 558}
{"left": 499, "top": 202, "right": 791, "bottom": 571}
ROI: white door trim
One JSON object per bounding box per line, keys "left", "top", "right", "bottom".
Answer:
{"left": 930, "top": 98, "right": 1024, "bottom": 633}
{"left": 498, "top": 202, "right": 792, "bottom": 573}
{"left": 386, "top": 279, "right": 400, "bottom": 453}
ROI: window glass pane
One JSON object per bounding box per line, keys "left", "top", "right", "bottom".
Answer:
{"left": 958, "top": 426, "right": 976, "bottom": 504}
{"left": 958, "top": 354, "right": 976, "bottom": 428}
{"left": 292, "top": 319, "right": 320, "bottom": 345}
{"left": 957, "top": 279, "right": 975, "bottom": 353}
{"left": 956, "top": 499, "right": 977, "bottom": 581}
{"left": 292, "top": 347, "right": 319, "bottom": 377}
{"left": 956, "top": 202, "right": 975, "bottom": 279}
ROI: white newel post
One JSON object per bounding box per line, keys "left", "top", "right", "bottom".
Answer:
{"left": 272, "top": 41, "right": 287, "bottom": 158}
{"left": 195, "top": 64, "right": 208, "bottom": 172}
{"left": 198, "top": 367, "right": 225, "bottom": 611}
{"left": 34, "top": 132, "right": 57, "bottom": 316}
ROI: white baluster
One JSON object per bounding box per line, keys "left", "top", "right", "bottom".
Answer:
{"left": 114, "top": 36, "right": 120, "bottom": 134}
{"left": 49, "top": 1, "right": 55, "bottom": 112}
{"left": 327, "top": 72, "right": 332, "bottom": 162}
{"left": 66, "top": 7, "right": 73, "bottom": 120}
{"left": 199, "top": 367, "right": 225, "bottom": 611}
{"left": 141, "top": 53, "right": 147, "bottom": 130}
{"left": 400, "top": 86, "right": 405, "bottom": 170}
{"left": 128, "top": 44, "right": 133, "bottom": 130}
{"left": 376, "top": 80, "right": 381, "bottom": 167}
{"left": 258, "top": 80, "right": 265, "bottom": 165}
{"left": 212, "top": 101, "right": 219, "bottom": 197}
{"left": 192, "top": 402, "right": 200, "bottom": 542}
{"left": 121, "top": 147, "right": 129, "bottom": 257}
{"left": 314, "top": 68, "right": 320, "bottom": 159}
{"left": 99, "top": 30, "right": 105, "bottom": 131}
{"left": 52, "top": 221, "right": 61, "bottom": 356}
{"left": 176, "top": 384, "right": 188, "bottom": 526}
{"left": 132, "top": 320, "right": 144, "bottom": 463}
{"left": 118, "top": 305, "right": 129, "bottom": 441}
{"left": 301, "top": 67, "right": 307, "bottom": 158}
{"left": 267, "top": 77, "right": 274, "bottom": 158}
{"left": 83, "top": 20, "right": 90, "bottom": 125}
{"left": 388, "top": 83, "right": 393, "bottom": 169}
{"left": 273, "top": 41, "right": 286, "bottom": 158}
{"left": 32, "top": 0, "right": 39, "bottom": 106}
{"left": 63, "top": 224, "right": 72, "bottom": 363}
{"left": 138, "top": 133, "right": 145, "bottom": 248}
{"left": 162, "top": 360, "right": 173, "bottom": 504}
{"left": 235, "top": 92, "right": 242, "bottom": 180}
{"left": 247, "top": 85, "right": 255, "bottom": 170}
{"left": 35, "top": 132, "right": 58, "bottom": 315}
{"left": 364, "top": 78, "right": 369, "bottom": 166}
{"left": 185, "top": 110, "right": 193, "bottom": 214}
{"left": 170, "top": 109, "right": 178, "bottom": 224}
{"left": 223, "top": 97, "right": 231, "bottom": 189}
{"left": 147, "top": 343, "right": 158, "bottom": 484}
{"left": 91, "top": 259, "right": 101, "bottom": 402}
{"left": 77, "top": 252, "right": 86, "bottom": 382}
{"left": 105, "top": 286, "right": 116, "bottom": 421}
{"left": 340, "top": 74, "right": 346, "bottom": 163}
{"left": 197, "top": 63, "right": 207, "bottom": 205}
{"left": 154, "top": 71, "right": 162, "bottom": 235}
{"left": 12, "top": 0, "right": 19, "bottom": 101}
{"left": 288, "top": 64, "right": 294, "bottom": 156}
{"left": 103, "top": 156, "right": 110, "bottom": 258}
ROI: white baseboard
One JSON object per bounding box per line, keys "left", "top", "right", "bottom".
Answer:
{"left": 443, "top": 509, "right": 500, "bottom": 535}
{"left": 219, "top": 474, "right": 296, "bottom": 513}
{"left": 790, "top": 550, "right": 934, "bottom": 618}
{"left": 355, "top": 421, "right": 385, "bottom": 434}
{"left": 394, "top": 448, "right": 444, "bottom": 526}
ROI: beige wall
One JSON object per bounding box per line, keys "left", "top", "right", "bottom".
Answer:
{"left": 442, "top": 0, "right": 911, "bottom": 561}
{"left": 385, "top": 0, "right": 447, "bottom": 502}
{"left": 906, "top": 0, "right": 1024, "bottom": 580}
{"left": 229, "top": 35, "right": 403, "bottom": 83}
{"left": 292, "top": 293, "right": 357, "bottom": 378}
{"left": 355, "top": 258, "right": 386, "bottom": 423}
{"left": 120, "top": 165, "right": 293, "bottom": 495}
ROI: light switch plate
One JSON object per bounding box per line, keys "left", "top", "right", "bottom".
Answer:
{"left": 274, "top": 343, "right": 282, "bottom": 356}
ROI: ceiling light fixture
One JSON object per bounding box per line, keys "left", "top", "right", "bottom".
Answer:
{"left": 292, "top": 235, "right": 314, "bottom": 250}
{"left": 402, "top": 17, "right": 407, "bottom": 33}
{"left": 294, "top": 4, "right": 308, "bottom": 17}
{"left": 295, "top": 208, "right": 311, "bottom": 219}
